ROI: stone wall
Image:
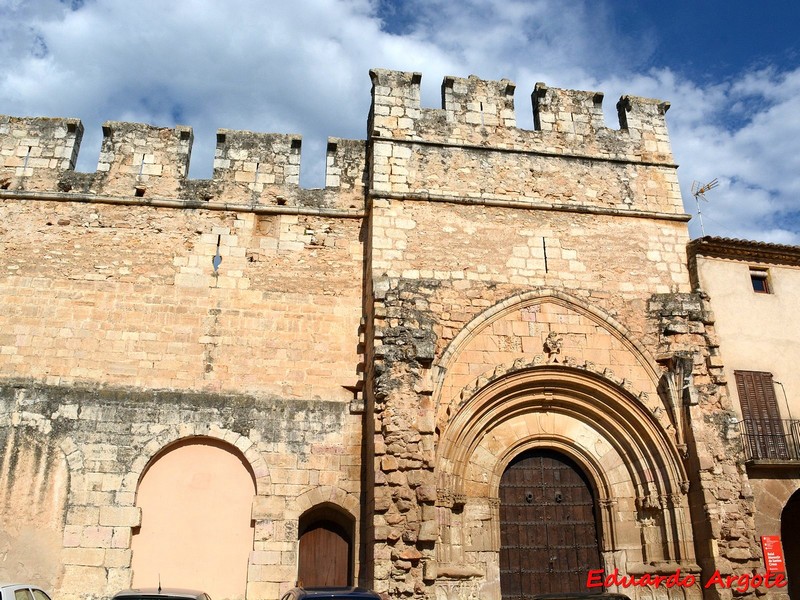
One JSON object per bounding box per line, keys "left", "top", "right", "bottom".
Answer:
{"left": 0, "top": 68, "right": 770, "bottom": 600}
{"left": 1, "top": 115, "right": 366, "bottom": 210}
{"left": 0, "top": 201, "right": 363, "bottom": 398}
{"left": 1, "top": 109, "right": 368, "bottom": 598}
{"left": 0, "top": 381, "right": 364, "bottom": 600}
{"left": 363, "top": 71, "right": 762, "bottom": 599}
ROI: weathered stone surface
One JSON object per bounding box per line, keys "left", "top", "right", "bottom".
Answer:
{"left": 0, "top": 68, "right": 765, "bottom": 600}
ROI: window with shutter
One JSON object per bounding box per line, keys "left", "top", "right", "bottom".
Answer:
{"left": 735, "top": 370, "right": 789, "bottom": 459}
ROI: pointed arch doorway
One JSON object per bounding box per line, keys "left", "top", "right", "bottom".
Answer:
{"left": 499, "top": 449, "right": 602, "bottom": 598}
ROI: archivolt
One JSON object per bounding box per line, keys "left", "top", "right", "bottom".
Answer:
{"left": 437, "top": 365, "right": 688, "bottom": 518}
{"left": 445, "top": 353, "right": 674, "bottom": 435}
{"left": 294, "top": 486, "right": 359, "bottom": 521}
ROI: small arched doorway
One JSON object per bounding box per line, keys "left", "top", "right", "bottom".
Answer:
{"left": 298, "top": 505, "right": 354, "bottom": 587}
{"left": 781, "top": 489, "right": 800, "bottom": 597}
{"left": 499, "top": 449, "right": 602, "bottom": 598}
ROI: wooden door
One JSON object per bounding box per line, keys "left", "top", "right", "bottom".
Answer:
{"left": 298, "top": 520, "right": 351, "bottom": 587}
{"left": 500, "top": 450, "right": 602, "bottom": 598}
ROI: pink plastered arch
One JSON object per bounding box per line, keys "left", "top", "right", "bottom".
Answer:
{"left": 120, "top": 424, "right": 268, "bottom": 500}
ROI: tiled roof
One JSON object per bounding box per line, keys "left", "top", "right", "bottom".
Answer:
{"left": 687, "top": 236, "right": 800, "bottom": 267}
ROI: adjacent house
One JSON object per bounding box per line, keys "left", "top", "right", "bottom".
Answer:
{"left": 689, "top": 236, "right": 800, "bottom": 597}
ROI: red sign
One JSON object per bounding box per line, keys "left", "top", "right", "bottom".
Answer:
{"left": 762, "top": 536, "right": 786, "bottom": 573}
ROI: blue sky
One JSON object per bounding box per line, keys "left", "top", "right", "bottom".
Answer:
{"left": 608, "top": 3, "right": 796, "bottom": 81}
{"left": 1, "top": 0, "right": 798, "bottom": 243}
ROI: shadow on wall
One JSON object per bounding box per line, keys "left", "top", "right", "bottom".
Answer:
{"left": 0, "top": 427, "right": 69, "bottom": 589}
{"left": 781, "top": 490, "right": 800, "bottom": 599}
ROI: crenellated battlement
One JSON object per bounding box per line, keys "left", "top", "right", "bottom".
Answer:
{"left": 0, "top": 114, "right": 367, "bottom": 210}
{"left": 212, "top": 129, "right": 301, "bottom": 200}
{"left": 96, "top": 121, "right": 194, "bottom": 197}
{"left": 442, "top": 74, "right": 517, "bottom": 130}
{"left": 532, "top": 83, "right": 605, "bottom": 135}
{"left": 1, "top": 68, "right": 680, "bottom": 217}
{"left": 0, "top": 115, "right": 83, "bottom": 189}
{"left": 366, "top": 68, "right": 682, "bottom": 216}
{"left": 369, "top": 68, "right": 673, "bottom": 162}
{"left": 616, "top": 93, "right": 672, "bottom": 154}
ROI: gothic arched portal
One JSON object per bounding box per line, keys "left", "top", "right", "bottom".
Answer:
{"left": 433, "top": 365, "right": 696, "bottom": 599}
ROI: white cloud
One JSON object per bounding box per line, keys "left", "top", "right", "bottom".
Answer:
{"left": 662, "top": 67, "right": 800, "bottom": 243}
{"left": 0, "top": 0, "right": 796, "bottom": 243}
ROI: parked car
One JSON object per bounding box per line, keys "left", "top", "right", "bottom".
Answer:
{"left": 280, "top": 587, "right": 382, "bottom": 600}
{"left": 0, "top": 584, "right": 52, "bottom": 600}
{"left": 112, "top": 589, "right": 211, "bottom": 600}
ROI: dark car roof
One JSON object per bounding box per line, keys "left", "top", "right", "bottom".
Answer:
{"left": 113, "top": 589, "right": 209, "bottom": 600}
{"left": 284, "top": 587, "right": 381, "bottom": 599}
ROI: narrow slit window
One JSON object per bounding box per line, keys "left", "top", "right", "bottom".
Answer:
{"left": 750, "top": 268, "right": 770, "bottom": 294}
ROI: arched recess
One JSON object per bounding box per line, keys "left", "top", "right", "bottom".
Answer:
{"left": 781, "top": 489, "right": 800, "bottom": 598}
{"left": 130, "top": 437, "right": 256, "bottom": 600}
{"left": 499, "top": 449, "right": 603, "bottom": 596}
{"left": 434, "top": 365, "right": 695, "bottom": 586}
{"left": 121, "top": 426, "right": 269, "bottom": 498}
{"left": 297, "top": 504, "right": 356, "bottom": 587}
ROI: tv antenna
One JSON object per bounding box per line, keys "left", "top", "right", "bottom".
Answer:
{"left": 691, "top": 178, "right": 718, "bottom": 236}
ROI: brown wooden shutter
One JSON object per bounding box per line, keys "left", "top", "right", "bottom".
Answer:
{"left": 735, "top": 370, "right": 788, "bottom": 459}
